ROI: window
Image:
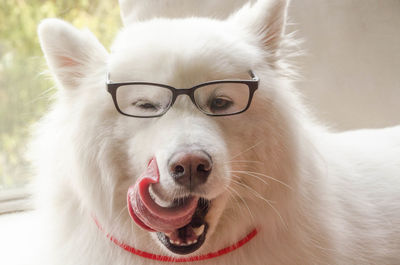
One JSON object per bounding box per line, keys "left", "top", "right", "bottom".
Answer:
{"left": 0, "top": 0, "right": 120, "bottom": 212}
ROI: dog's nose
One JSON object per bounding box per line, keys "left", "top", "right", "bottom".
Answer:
{"left": 168, "top": 150, "right": 212, "bottom": 190}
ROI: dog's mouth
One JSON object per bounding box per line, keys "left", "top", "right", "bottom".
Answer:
{"left": 127, "top": 158, "right": 210, "bottom": 255}
{"left": 156, "top": 198, "right": 209, "bottom": 254}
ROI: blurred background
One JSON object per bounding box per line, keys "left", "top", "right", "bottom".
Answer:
{"left": 0, "top": 0, "right": 121, "bottom": 191}
{"left": 0, "top": 0, "right": 399, "bottom": 191}
{"left": 290, "top": 0, "right": 400, "bottom": 130}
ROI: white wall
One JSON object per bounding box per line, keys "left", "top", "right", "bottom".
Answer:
{"left": 289, "top": 0, "right": 400, "bottom": 130}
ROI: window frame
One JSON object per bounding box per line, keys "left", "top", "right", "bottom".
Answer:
{"left": 0, "top": 188, "right": 32, "bottom": 214}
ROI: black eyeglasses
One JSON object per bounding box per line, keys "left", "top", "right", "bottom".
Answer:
{"left": 106, "top": 71, "right": 259, "bottom": 118}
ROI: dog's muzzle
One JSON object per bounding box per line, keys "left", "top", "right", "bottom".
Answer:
{"left": 127, "top": 157, "right": 211, "bottom": 255}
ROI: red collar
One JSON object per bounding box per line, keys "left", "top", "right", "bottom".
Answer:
{"left": 93, "top": 217, "right": 257, "bottom": 262}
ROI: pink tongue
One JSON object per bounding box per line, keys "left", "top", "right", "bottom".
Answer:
{"left": 127, "top": 158, "right": 199, "bottom": 233}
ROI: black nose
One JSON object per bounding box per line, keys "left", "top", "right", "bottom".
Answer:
{"left": 168, "top": 150, "right": 212, "bottom": 190}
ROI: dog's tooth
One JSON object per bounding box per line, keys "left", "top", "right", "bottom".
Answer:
{"left": 187, "top": 240, "right": 193, "bottom": 245}
{"left": 193, "top": 224, "right": 205, "bottom": 236}
{"left": 171, "top": 239, "right": 186, "bottom": 246}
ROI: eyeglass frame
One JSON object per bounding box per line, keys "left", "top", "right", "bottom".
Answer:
{"left": 106, "top": 70, "right": 259, "bottom": 118}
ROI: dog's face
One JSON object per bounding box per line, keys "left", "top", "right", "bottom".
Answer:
{"left": 38, "top": 0, "right": 290, "bottom": 257}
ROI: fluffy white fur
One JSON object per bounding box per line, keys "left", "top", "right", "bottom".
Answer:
{"left": 33, "top": 0, "right": 400, "bottom": 264}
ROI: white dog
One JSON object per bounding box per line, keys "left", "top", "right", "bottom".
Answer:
{"left": 34, "top": 0, "right": 400, "bottom": 264}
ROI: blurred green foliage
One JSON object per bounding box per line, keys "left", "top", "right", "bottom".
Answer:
{"left": 0, "top": 0, "right": 121, "bottom": 190}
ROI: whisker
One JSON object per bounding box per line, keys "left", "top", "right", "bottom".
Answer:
{"left": 226, "top": 185, "right": 255, "bottom": 223}
{"left": 229, "top": 139, "right": 265, "bottom": 160}
{"left": 224, "top": 187, "right": 248, "bottom": 221}
{"left": 230, "top": 170, "right": 270, "bottom": 187}
{"left": 230, "top": 179, "right": 273, "bottom": 204}
{"left": 109, "top": 205, "right": 129, "bottom": 235}
{"left": 224, "top": 160, "right": 264, "bottom": 164}
{"left": 229, "top": 177, "right": 274, "bottom": 205}
{"left": 229, "top": 170, "right": 293, "bottom": 190}
{"left": 230, "top": 178, "right": 288, "bottom": 230}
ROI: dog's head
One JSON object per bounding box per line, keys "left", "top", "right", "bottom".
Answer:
{"left": 38, "top": 0, "right": 296, "bottom": 257}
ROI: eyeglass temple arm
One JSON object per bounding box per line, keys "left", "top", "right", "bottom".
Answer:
{"left": 106, "top": 72, "right": 112, "bottom": 84}
{"left": 248, "top": 70, "right": 259, "bottom": 81}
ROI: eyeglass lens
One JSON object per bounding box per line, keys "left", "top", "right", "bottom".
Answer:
{"left": 116, "top": 84, "right": 173, "bottom": 116}
{"left": 194, "top": 83, "right": 250, "bottom": 115}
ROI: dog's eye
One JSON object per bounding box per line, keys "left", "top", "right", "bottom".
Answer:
{"left": 132, "top": 101, "right": 159, "bottom": 111}
{"left": 210, "top": 97, "right": 233, "bottom": 112}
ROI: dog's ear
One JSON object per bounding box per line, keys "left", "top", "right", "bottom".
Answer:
{"left": 38, "top": 18, "right": 108, "bottom": 89}
{"left": 231, "top": 0, "right": 289, "bottom": 60}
